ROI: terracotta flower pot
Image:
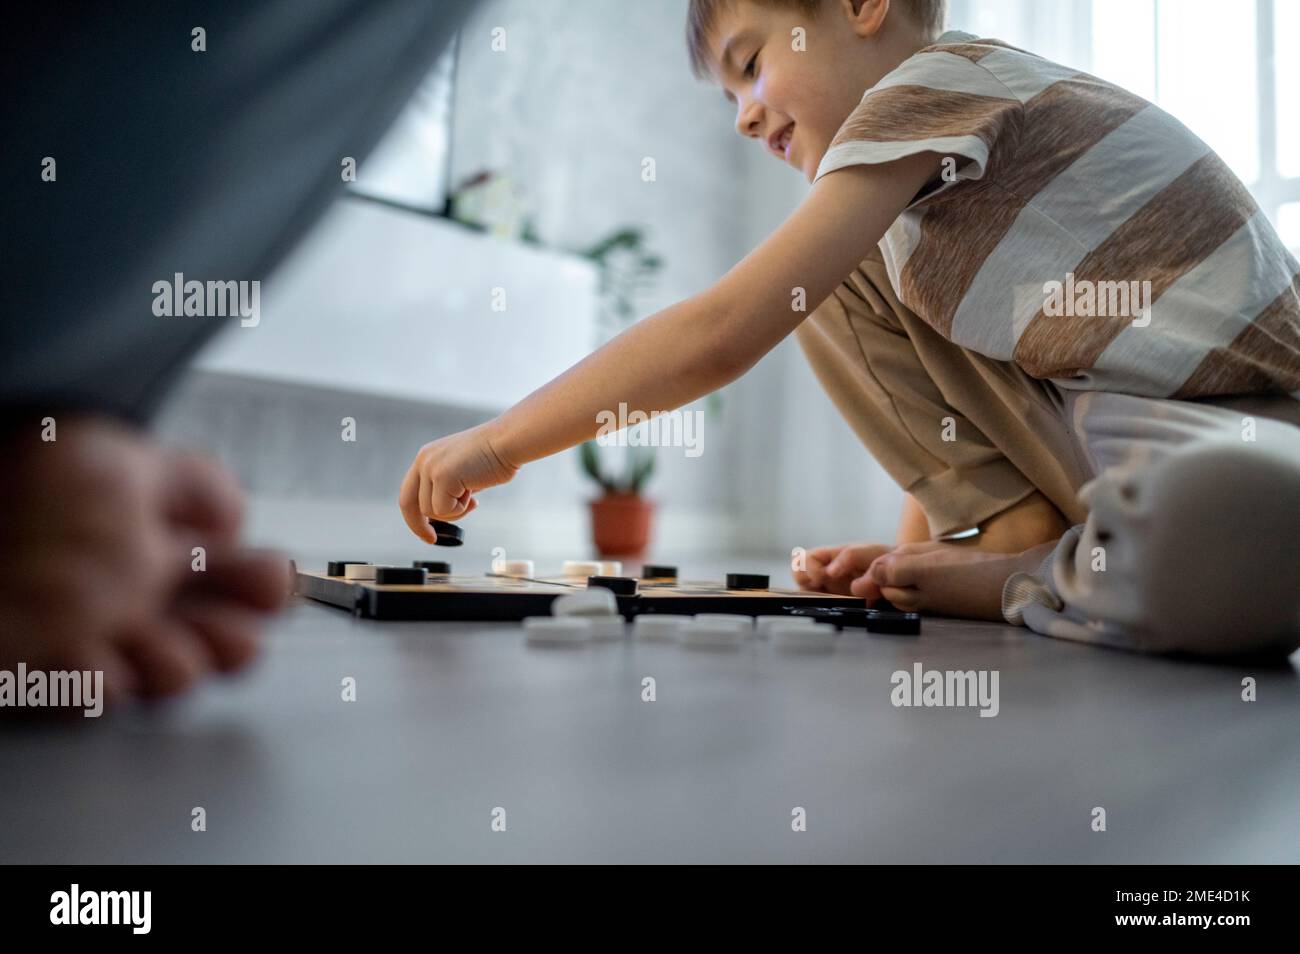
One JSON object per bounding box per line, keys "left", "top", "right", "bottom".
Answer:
{"left": 589, "top": 493, "right": 655, "bottom": 558}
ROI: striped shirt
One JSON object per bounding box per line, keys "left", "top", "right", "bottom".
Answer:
{"left": 813, "top": 30, "right": 1300, "bottom": 400}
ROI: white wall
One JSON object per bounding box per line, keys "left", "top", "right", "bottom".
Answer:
{"left": 727, "top": 102, "right": 904, "bottom": 556}
{"left": 449, "top": 0, "right": 757, "bottom": 523}
{"left": 156, "top": 0, "right": 911, "bottom": 565}
{"left": 156, "top": 0, "right": 756, "bottom": 565}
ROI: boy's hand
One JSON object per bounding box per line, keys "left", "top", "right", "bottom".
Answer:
{"left": 794, "top": 542, "right": 893, "bottom": 602}
{"left": 398, "top": 423, "right": 518, "bottom": 543}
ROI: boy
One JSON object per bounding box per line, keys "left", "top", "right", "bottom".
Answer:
{"left": 400, "top": 0, "right": 1300, "bottom": 656}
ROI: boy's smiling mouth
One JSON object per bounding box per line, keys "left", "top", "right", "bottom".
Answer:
{"left": 768, "top": 121, "right": 795, "bottom": 162}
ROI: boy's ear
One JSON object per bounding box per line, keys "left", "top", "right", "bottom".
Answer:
{"left": 838, "top": 0, "right": 890, "bottom": 38}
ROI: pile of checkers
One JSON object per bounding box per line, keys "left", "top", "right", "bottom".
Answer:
{"left": 526, "top": 587, "right": 871, "bottom": 651}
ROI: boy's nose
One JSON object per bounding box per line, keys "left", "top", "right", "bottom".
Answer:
{"left": 735, "top": 99, "right": 765, "bottom": 140}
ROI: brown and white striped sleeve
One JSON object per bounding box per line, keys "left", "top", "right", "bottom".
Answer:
{"left": 814, "top": 46, "right": 1023, "bottom": 191}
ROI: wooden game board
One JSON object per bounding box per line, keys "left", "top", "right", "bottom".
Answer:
{"left": 295, "top": 570, "right": 863, "bottom": 621}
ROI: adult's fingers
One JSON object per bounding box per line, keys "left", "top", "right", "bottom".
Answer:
{"left": 163, "top": 451, "right": 244, "bottom": 540}
{"left": 187, "top": 548, "right": 291, "bottom": 612}
{"left": 117, "top": 621, "right": 211, "bottom": 698}
{"left": 173, "top": 597, "right": 264, "bottom": 673}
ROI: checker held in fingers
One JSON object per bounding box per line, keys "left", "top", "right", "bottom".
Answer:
{"left": 425, "top": 518, "right": 464, "bottom": 547}
{"left": 398, "top": 426, "right": 518, "bottom": 544}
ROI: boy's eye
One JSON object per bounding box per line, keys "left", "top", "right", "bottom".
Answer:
{"left": 744, "top": 53, "right": 759, "bottom": 78}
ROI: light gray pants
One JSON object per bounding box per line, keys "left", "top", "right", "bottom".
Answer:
{"left": 1002, "top": 389, "right": 1300, "bottom": 656}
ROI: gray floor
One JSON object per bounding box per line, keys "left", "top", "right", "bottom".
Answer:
{"left": 2, "top": 581, "right": 1298, "bottom": 864}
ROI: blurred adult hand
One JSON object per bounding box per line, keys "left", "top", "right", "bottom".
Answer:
{"left": 0, "top": 415, "right": 288, "bottom": 708}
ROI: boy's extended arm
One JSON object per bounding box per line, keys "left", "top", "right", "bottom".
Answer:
{"left": 400, "top": 154, "right": 943, "bottom": 541}
{"left": 488, "top": 155, "right": 942, "bottom": 469}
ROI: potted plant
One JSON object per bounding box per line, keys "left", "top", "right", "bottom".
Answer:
{"left": 575, "top": 228, "right": 666, "bottom": 557}
{"left": 580, "top": 441, "right": 656, "bottom": 557}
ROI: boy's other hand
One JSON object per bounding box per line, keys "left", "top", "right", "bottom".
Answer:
{"left": 398, "top": 423, "right": 518, "bottom": 543}
{"left": 858, "top": 539, "right": 1057, "bottom": 620}
{"left": 0, "top": 415, "right": 289, "bottom": 709}
{"left": 794, "top": 542, "right": 893, "bottom": 601}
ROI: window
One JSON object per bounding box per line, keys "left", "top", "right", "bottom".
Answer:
{"left": 1276, "top": 0, "right": 1300, "bottom": 179}
{"left": 951, "top": 0, "right": 1300, "bottom": 253}
{"left": 1278, "top": 202, "right": 1300, "bottom": 252}
{"left": 1088, "top": 0, "right": 1297, "bottom": 251}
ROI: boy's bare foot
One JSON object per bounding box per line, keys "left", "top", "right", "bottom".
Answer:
{"left": 857, "top": 540, "right": 1059, "bottom": 621}
{"left": 0, "top": 415, "right": 289, "bottom": 711}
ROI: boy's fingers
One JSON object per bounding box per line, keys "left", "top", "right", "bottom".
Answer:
{"left": 827, "top": 551, "right": 869, "bottom": 577}
{"left": 401, "top": 506, "right": 435, "bottom": 543}
{"left": 421, "top": 479, "right": 469, "bottom": 522}
{"left": 418, "top": 473, "right": 434, "bottom": 518}
{"left": 792, "top": 560, "right": 823, "bottom": 590}
{"left": 398, "top": 469, "right": 428, "bottom": 537}
{"left": 420, "top": 476, "right": 470, "bottom": 521}
{"left": 829, "top": 544, "right": 892, "bottom": 578}
{"left": 849, "top": 574, "right": 883, "bottom": 602}
{"left": 806, "top": 545, "right": 842, "bottom": 562}
{"left": 399, "top": 472, "right": 437, "bottom": 543}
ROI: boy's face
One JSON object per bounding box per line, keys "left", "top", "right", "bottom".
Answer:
{"left": 707, "top": 0, "right": 900, "bottom": 182}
